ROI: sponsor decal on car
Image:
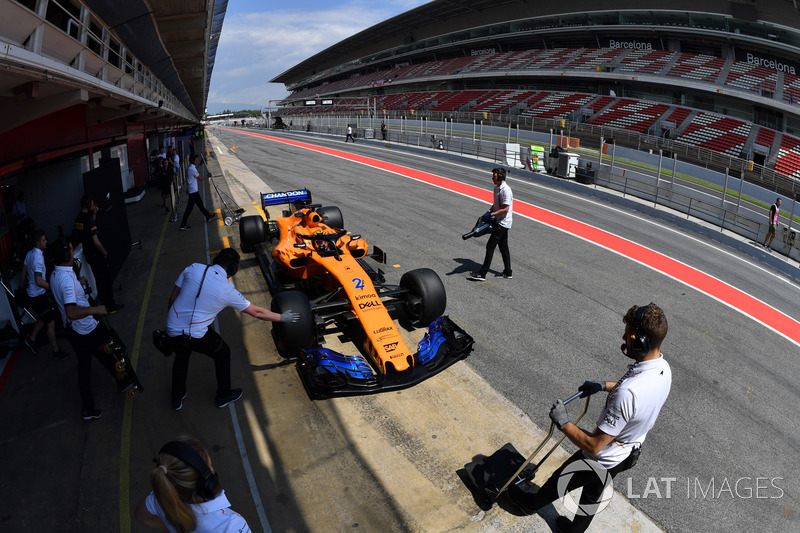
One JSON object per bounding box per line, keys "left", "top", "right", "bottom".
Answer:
{"left": 373, "top": 326, "right": 394, "bottom": 335}
{"left": 383, "top": 342, "right": 399, "bottom": 353}
{"left": 358, "top": 300, "right": 382, "bottom": 310}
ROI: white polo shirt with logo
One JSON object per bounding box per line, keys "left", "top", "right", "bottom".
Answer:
{"left": 589, "top": 356, "right": 672, "bottom": 468}
{"left": 50, "top": 265, "right": 98, "bottom": 334}
{"left": 24, "top": 247, "right": 46, "bottom": 297}
{"left": 166, "top": 263, "right": 250, "bottom": 338}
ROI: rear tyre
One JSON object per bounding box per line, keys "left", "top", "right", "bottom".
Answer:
{"left": 317, "top": 206, "right": 343, "bottom": 230}
{"left": 270, "top": 290, "right": 316, "bottom": 357}
{"left": 400, "top": 268, "right": 447, "bottom": 326}
{"left": 240, "top": 215, "right": 266, "bottom": 253}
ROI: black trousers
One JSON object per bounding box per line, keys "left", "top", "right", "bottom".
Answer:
{"left": 479, "top": 225, "right": 511, "bottom": 276}
{"left": 180, "top": 192, "right": 212, "bottom": 226}
{"left": 87, "top": 255, "right": 115, "bottom": 307}
{"left": 512, "top": 450, "right": 635, "bottom": 532}
{"left": 66, "top": 322, "right": 120, "bottom": 411}
{"left": 170, "top": 329, "right": 231, "bottom": 399}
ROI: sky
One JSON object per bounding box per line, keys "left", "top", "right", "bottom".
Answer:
{"left": 206, "top": 0, "right": 431, "bottom": 113}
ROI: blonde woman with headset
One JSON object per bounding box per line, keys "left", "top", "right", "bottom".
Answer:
{"left": 135, "top": 436, "right": 251, "bottom": 533}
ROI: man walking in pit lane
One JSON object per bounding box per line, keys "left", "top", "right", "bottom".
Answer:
{"left": 50, "top": 239, "right": 134, "bottom": 420}
{"left": 507, "top": 303, "right": 672, "bottom": 533}
{"left": 468, "top": 167, "right": 513, "bottom": 281}
{"left": 165, "top": 248, "right": 301, "bottom": 410}
{"left": 345, "top": 124, "right": 355, "bottom": 142}
{"left": 179, "top": 154, "right": 216, "bottom": 231}
{"left": 762, "top": 197, "right": 782, "bottom": 251}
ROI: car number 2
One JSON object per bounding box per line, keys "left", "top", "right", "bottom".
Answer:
{"left": 352, "top": 277, "right": 365, "bottom": 290}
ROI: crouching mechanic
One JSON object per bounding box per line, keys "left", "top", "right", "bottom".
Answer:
{"left": 166, "top": 248, "right": 300, "bottom": 410}
{"left": 507, "top": 303, "right": 672, "bottom": 532}
{"left": 50, "top": 239, "right": 134, "bottom": 420}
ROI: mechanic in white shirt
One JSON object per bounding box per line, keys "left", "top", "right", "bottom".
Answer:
{"left": 468, "top": 167, "right": 513, "bottom": 281}
{"left": 21, "top": 229, "right": 68, "bottom": 359}
{"left": 50, "top": 239, "right": 133, "bottom": 420}
{"left": 508, "top": 303, "right": 672, "bottom": 533}
{"left": 165, "top": 248, "right": 299, "bottom": 410}
{"left": 135, "top": 436, "right": 251, "bottom": 533}
{"left": 179, "top": 153, "right": 215, "bottom": 231}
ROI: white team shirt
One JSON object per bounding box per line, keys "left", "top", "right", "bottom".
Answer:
{"left": 588, "top": 356, "right": 672, "bottom": 468}
{"left": 145, "top": 490, "right": 250, "bottom": 533}
{"left": 50, "top": 265, "right": 98, "bottom": 334}
{"left": 24, "top": 247, "right": 46, "bottom": 297}
{"left": 186, "top": 163, "right": 199, "bottom": 193}
{"left": 166, "top": 264, "right": 250, "bottom": 338}
{"left": 493, "top": 181, "right": 513, "bottom": 229}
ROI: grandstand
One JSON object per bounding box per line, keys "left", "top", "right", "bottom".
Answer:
{"left": 270, "top": 1, "right": 800, "bottom": 186}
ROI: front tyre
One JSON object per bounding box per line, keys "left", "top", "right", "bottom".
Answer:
{"left": 270, "top": 290, "right": 316, "bottom": 357}
{"left": 400, "top": 268, "right": 447, "bottom": 326}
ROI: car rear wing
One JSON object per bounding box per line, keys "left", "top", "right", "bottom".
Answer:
{"left": 260, "top": 189, "right": 312, "bottom": 214}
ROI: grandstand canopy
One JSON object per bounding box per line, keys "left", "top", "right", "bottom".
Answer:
{"left": 273, "top": 0, "right": 800, "bottom": 90}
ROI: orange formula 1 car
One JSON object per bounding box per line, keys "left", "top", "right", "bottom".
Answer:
{"left": 239, "top": 189, "right": 473, "bottom": 399}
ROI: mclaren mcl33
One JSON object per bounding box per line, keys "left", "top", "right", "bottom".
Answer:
{"left": 239, "top": 189, "right": 474, "bottom": 399}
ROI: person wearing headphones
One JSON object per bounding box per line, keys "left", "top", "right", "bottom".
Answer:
{"left": 166, "top": 248, "right": 300, "bottom": 410}
{"left": 468, "top": 167, "right": 513, "bottom": 281}
{"left": 179, "top": 154, "right": 216, "bottom": 231}
{"left": 21, "top": 229, "right": 69, "bottom": 359}
{"left": 74, "top": 194, "right": 124, "bottom": 313}
{"left": 507, "top": 303, "right": 672, "bottom": 532}
{"left": 135, "top": 435, "right": 251, "bottom": 532}
{"left": 49, "top": 239, "right": 133, "bottom": 420}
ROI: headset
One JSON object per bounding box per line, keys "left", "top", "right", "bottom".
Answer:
{"left": 53, "top": 239, "right": 72, "bottom": 264}
{"left": 627, "top": 306, "right": 651, "bottom": 359}
{"left": 212, "top": 248, "right": 240, "bottom": 277}
{"left": 159, "top": 440, "right": 220, "bottom": 500}
{"left": 492, "top": 167, "right": 507, "bottom": 181}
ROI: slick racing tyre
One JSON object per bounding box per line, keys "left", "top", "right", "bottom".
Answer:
{"left": 317, "top": 206, "right": 343, "bottom": 230}
{"left": 240, "top": 215, "right": 266, "bottom": 253}
{"left": 400, "top": 268, "right": 447, "bottom": 326}
{"left": 271, "top": 290, "right": 316, "bottom": 357}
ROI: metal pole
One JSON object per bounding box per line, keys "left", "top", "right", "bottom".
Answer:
{"left": 473, "top": 119, "right": 476, "bottom": 142}
{"left": 549, "top": 128, "right": 553, "bottom": 153}
{"left": 671, "top": 154, "right": 678, "bottom": 188}
{"left": 507, "top": 122, "right": 511, "bottom": 143}
{"left": 480, "top": 120, "right": 483, "bottom": 142}
{"left": 610, "top": 141, "right": 616, "bottom": 177}
{"left": 654, "top": 150, "right": 663, "bottom": 208}
{"left": 722, "top": 167, "right": 730, "bottom": 208}
{"left": 736, "top": 170, "right": 745, "bottom": 212}
{"left": 516, "top": 123, "right": 519, "bottom": 143}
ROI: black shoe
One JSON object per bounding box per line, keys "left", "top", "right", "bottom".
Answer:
{"left": 496, "top": 272, "right": 513, "bottom": 279}
{"left": 82, "top": 408, "right": 102, "bottom": 420}
{"left": 467, "top": 272, "right": 486, "bottom": 281}
{"left": 215, "top": 388, "right": 243, "bottom": 408}
{"left": 206, "top": 213, "right": 216, "bottom": 223}
{"left": 171, "top": 393, "right": 187, "bottom": 411}
{"left": 180, "top": 225, "right": 191, "bottom": 231}
{"left": 24, "top": 336, "right": 38, "bottom": 354}
{"left": 53, "top": 350, "right": 70, "bottom": 360}
{"left": 107, "top": 304, "right": 125, "bottom": 314}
